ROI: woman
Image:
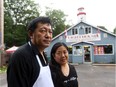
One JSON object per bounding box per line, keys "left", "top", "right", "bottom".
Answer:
{"left": 50, "top": 42, "right": 78, "bottom": 87}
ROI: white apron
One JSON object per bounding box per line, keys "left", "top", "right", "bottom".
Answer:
{"left": 33, "top": 55, "right": 54, "bottom": 87}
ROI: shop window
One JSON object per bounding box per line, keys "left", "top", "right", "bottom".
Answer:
{"left": 85, "top": 26, "right": 92, "bottom": 34}
{"left": 68, "top": 46, "right": 72, "bottom": 54}
{"left": 74, "top": 46, "right": 82, "bottom": 56}
{"left": 94, "top": 45, "right": 113, "bottom": 55}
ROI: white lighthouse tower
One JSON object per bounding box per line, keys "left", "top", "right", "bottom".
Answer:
{"left": 77, "top": 7, "right": 86, "bottom": 22}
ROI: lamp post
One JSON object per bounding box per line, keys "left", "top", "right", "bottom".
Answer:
{"left": 0, "top": 0, "right": 4, "bottom": 66}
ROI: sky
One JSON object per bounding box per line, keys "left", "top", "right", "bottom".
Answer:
{"left": 34, "top": 0, "right": 116, "bottom": 32}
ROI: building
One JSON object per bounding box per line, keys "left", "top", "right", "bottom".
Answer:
{"left": 46, "top": 7, "right": 116, "bottom": 64}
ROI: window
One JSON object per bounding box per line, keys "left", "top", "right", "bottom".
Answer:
{"left": 75, "top": 29, "right": 78, "bottom": 34}
{"left": 73, "top": 46, "right": 82, "bottom": 56}
{"left": 103, "top": 33, "right": 108, "bottom": 38}
{"left": 59, "top": 36, "right": 63, "bottom": 40}
{"left": 72, "top": 27, "right": 78, "bottom": 35}
{"left": 85, "top": 26, "right": 92, "bottom": 34}
{"left": 72, "top": 28, "right": 75, "bottom": 35}
{"left": 94, "top": 45, "right": 113, "bottom": 55}
{"left": 68, "top": 46, "right": 72, "bottom": 54}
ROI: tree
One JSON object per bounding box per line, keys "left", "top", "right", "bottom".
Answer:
{"left": 4, "top": 0, "right": 40, "bottom": 47}
{"left": 45, "top": 7, "right": 67, "bottom": 37}
{"left": 113, "top": 27, "right": 116, "bottom": 34}
{"left": 97, "top": 26, "right": 107, "bottom": 30}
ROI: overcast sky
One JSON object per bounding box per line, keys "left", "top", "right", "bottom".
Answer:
{"left": 34, "top": 0, "right": 116, "bottom": 32}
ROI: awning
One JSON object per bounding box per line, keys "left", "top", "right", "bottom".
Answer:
{"left": 6, "top": 46, "right": 19, "bottom": 53}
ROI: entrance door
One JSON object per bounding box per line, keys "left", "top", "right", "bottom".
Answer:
{"left": 84, "top": 45, "right": 91, "bottom": 62}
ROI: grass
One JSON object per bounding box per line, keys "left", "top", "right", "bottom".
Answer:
{"left": 0, "top": 66, "right": 7, "bottom": 74}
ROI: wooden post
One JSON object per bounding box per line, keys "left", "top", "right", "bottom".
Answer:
{"left": 0, "top": 0, "right": 4, "bottom": 66}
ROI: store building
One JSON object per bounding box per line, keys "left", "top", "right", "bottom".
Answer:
{"left": 46, "top": 7, "right": 116, "bottom": 64}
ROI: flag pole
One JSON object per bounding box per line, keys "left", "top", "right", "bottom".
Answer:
{"left": 64, "top": 26, "right": 67, "bottom": 38}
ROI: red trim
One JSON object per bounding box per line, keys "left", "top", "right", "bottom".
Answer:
{"left": 77, "top": 12, "right": 86, "bottom": 16}
{"left": 6, "top": 50, "right": 15, "bottom": 53}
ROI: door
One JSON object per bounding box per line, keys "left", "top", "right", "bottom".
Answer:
{"left": 84, "top": 45, "right": 91, "bottom": 62}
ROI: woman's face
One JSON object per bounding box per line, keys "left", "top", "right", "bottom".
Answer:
{"left": 54, "top": 46, "right": 68, "bottom": 65}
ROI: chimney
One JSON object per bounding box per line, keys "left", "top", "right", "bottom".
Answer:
{"left": 77, "top": 7, "right": 86, "bottom": 22}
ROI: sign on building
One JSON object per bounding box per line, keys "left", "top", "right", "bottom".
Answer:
{"left": 66, "top": 33, "right": 101, "bottom": 42}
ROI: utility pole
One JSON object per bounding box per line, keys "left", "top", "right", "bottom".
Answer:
{"left": 0, "top": 0, "right": 4, "bottom": 66}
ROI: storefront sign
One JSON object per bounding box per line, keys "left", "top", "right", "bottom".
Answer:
{"left": 66, "top": 33, "right": 101, "bottom": 42}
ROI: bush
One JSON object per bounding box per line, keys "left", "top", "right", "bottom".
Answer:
{"left": 0, "top": 66, "right": 7, "bottom": 73}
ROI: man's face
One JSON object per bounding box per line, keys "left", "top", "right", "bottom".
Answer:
{"left": 30, "top": 23, "right": 52, "bottom": 49}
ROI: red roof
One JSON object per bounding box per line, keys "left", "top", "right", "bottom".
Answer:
{"left": 77, "top": 12, "right": 86, "bottom": 16}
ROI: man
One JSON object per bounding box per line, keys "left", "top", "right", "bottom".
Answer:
{"left": 7, "top": 17, "right": 54, "bottom": 87}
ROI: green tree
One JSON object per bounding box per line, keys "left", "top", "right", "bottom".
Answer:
{"left": 113, "top": 27, "right": 116, "bottom": 34}
{"left": 97, "top": 26, "right": 107, "bottom": 30}
{"left": 4, "top": 0, "right": 40, "bottom": 47}
{"left": 45, "top": 7, "right": 67, "bottom": 37}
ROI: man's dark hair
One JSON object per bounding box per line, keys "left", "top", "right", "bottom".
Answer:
{"left": 27, "top": 16, "right": 52, "bottom": 32}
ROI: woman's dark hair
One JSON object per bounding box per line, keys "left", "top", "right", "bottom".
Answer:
{"left": 50, "top": 42, "right": 68, "bottom": 67}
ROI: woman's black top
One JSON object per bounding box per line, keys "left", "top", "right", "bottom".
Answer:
{"left": 50, "top": 64, "right": 78, "bottom": 87}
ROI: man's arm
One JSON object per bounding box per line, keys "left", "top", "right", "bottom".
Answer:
{"left": 7, "top": 52, "right": 30, "bottom": 87}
